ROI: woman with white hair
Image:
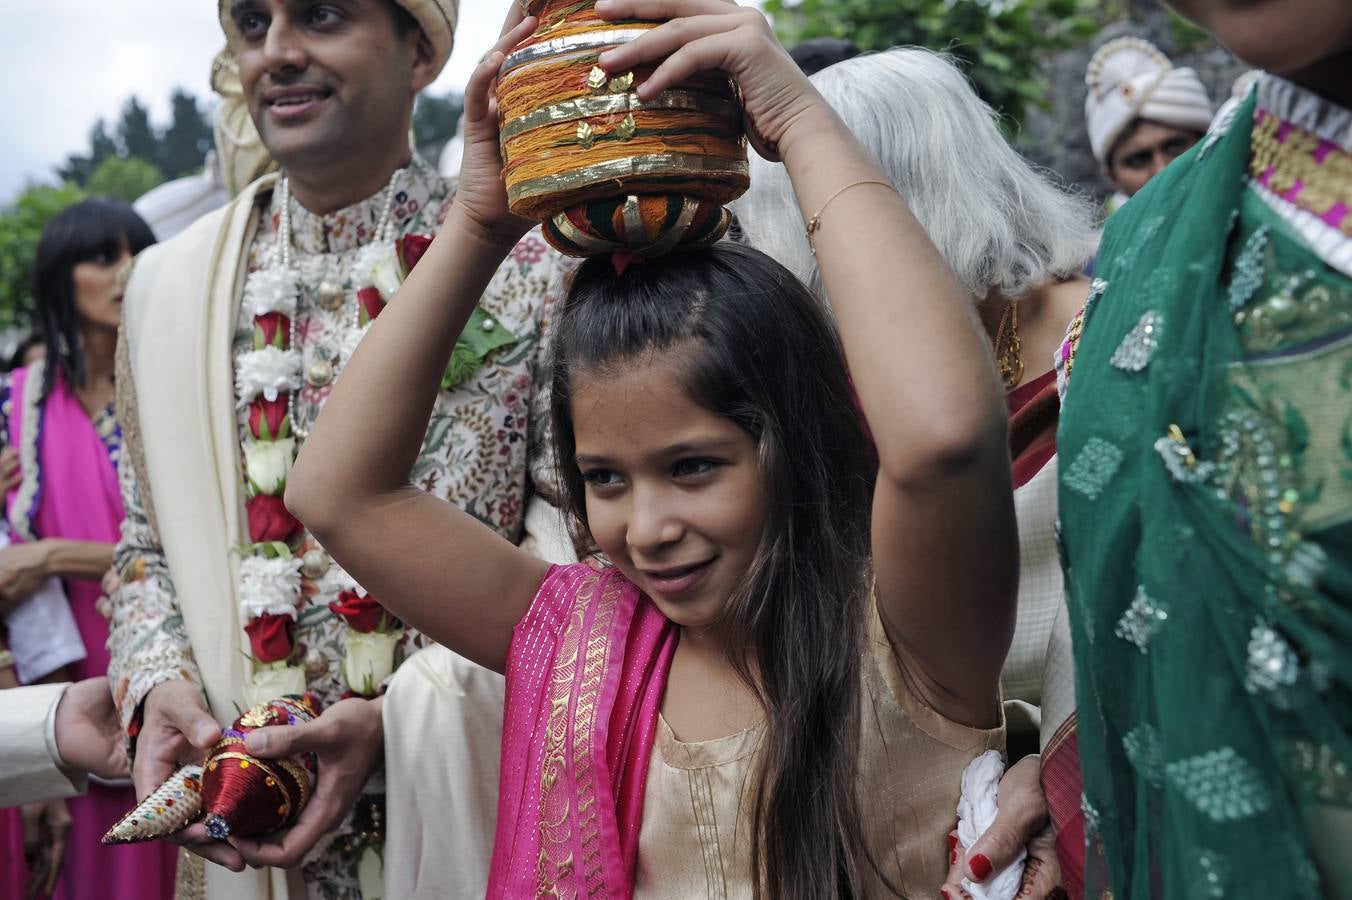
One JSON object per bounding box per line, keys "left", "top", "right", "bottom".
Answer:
{"left": 734, "top": 46, "right": 1098, "bottom": 900}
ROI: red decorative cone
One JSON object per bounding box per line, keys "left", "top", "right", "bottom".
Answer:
{"left": 200, "top": 694, "right": 321, "bottom": 840}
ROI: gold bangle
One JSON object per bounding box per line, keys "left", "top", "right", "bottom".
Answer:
{"left": 0, "top": 649, "right": 15, "bottom": 670}
{"left": 805, "top": 179, "right": 895, "bottom": 255}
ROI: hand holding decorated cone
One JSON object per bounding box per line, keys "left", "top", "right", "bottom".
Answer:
{"left": 102, "top": 765, "right": 205, "bottom": 844}
{"left": 200, "top": 694, "right": 321, "bottom": 840}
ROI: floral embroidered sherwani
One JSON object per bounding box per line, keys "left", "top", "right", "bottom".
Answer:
{"left": 109, "top": 157, "right": 562, "bottom": 898}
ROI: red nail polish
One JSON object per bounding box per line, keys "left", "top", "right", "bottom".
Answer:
{"left": 950, "top": 848, "right": 958, "bottom": 866}
{"left": 969, "top": 853, "right": 993, "bottom": 881}
{"left": 947, "top": 833, "right": 958, "bottom": 852}
{"left": 940, "top": 890, "right": 952, "bottom": 900}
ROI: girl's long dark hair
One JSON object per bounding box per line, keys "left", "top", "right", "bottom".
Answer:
{"left": 550, "top": 242, "right": 881, "bottom": 899}
{"left": 32, "top": 199, "right": 155, "bottom": 401}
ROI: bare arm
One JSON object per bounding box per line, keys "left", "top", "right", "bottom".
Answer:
{"left": 598, "top": 0, "right": 1016, "bottom": 725}
{"left": 40, "top": 540, "right": 114, "bottom": 581}
{"left": 789, "top": 110, "right": 1015, "bottom": 726}
{"left": 0, "top": 540, "right": 115, "bottom": 611}
{"left": 287, "top": 17, "right": 549, "bottom": 674}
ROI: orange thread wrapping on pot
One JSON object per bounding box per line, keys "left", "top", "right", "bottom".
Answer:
{"left": 497, "top": 0, "right": 748, "bottom": 256}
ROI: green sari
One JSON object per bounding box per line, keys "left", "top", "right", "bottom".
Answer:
{"left": 1058, "top": 79, "right": 1352, "bottom": 900}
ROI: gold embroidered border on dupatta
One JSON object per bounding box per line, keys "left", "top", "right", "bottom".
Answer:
{"left": 536, "top": 572, "right": 627, "bottom": 898}
{"left": 114, "top": 319, "right": 160, "bottom": 536}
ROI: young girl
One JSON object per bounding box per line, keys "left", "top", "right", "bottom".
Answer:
{"left": 284, "top": 1, "right": 1017, "bottom": 896}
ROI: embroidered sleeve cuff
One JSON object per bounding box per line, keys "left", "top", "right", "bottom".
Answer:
{"left": 117, "top": 661, "right": 205, "bottom": 739}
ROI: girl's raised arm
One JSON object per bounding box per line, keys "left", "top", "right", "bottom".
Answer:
{"left": 598, "top": 0, "right": 1016, "bottom": 725}
{"left": 285, "top": 16, "right": 550, "bottom": 674}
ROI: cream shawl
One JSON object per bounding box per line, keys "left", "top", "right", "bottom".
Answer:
{"left": 122, "top": 174, "right": 303, "bottom": 899}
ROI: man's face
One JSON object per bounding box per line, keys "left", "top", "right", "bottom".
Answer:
{"left": 229, "top": 0, "right": 432, "bottom": 174}
{"left": 1105, "top": 120, "right": 1204, "bottom": 198}
{"left": 1167, "top": 0, "right": 1352, "bottom": 74}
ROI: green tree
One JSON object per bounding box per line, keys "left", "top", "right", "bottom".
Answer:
{"left": 160, "top": 89, "right": 214, "bottom": 178}
{"left": 118, "top": 97, "right": 161, "bottom": 166}
{"left": 763, "top": 0, "right": 1100, "bottom": 126}
{"left": 57, "top": 90, "right": 212, "bottom": 192}
{"left": 58, "top": 119, "right": 119, "bottom": 186}
{"left": 0, "top": 183, "right": 88, "bottom": 328}
{"left": 87, "top": 156, "right": 166, "bottom": 204}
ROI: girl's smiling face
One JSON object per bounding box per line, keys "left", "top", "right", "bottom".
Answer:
{"left": 569, "top": 351, "right": 769, "bottom": 633}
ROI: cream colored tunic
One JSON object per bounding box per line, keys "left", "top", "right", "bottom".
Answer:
{"left": 1004, "top": 456, "right": 1077, "bottom": 756}
{"left": 633, "top": 606, "right": 1003, "bottom": 899}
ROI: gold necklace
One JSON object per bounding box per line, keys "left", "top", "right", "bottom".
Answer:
{"left": 994, "top": 301, "right": 1024, "bottom": 390}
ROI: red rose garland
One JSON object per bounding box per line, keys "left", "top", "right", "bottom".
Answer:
{"left": 330, "top": 590, "right": 405, "bottom": 698}
{"left": 397, "top": 234, "right": 434, "bottom": 274}
{"left": 245, "top": 494, "right": 302, "bottom": 544}
{"left": 234, "top": 228, "right": 433, "bottom": 707}
{"left": 243, "top": 614, "right": 299, "bottom": 664}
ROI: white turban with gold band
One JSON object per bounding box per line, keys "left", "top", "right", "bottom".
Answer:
{"left": 211, "top": 49, "right": 277, "bottom": 196}
{"left": 1085, "top": 37, "right": 1215, "bottom": 164}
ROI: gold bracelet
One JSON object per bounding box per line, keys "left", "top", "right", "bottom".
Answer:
{"left": 805, "top": 179, "right": 895, "bottom": 255}
{"left": 0, "top": 649, "right": 15, "bottom": 670}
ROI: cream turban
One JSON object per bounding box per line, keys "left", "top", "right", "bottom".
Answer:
{"left": 210, "top": 50, "right": 277, "bottom": 196}
{"left": 217, "top": 0, "right": 459, "bottom": 76}
{"left": 1085, "top": 37, "right": 1215, "bottom": 164}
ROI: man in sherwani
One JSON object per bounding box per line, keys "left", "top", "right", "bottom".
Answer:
{"left": 108, "top": 2, "right": 562, "bottom": 896}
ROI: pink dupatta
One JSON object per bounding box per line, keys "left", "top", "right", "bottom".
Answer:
{"left": 0, "top": 363, "right": 178, "bottom": 899}
{"left": 488, "top": 563, "right": 677, "bottom": 898}
{"left": 5, "top": 361, "right": 124, "bottom": 677}
{"left": 6, "top": 361, "right": 124, "bottom": 541}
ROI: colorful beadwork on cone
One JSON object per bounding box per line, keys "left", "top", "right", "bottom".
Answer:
{"left": 102, "top": 765, "right": 205, "bottom": 845}
{"left": 200, "top": 694, "right": 321, "bottom": 841}
{"left": 497, "top": 0, "right": 748, "bottom": 258}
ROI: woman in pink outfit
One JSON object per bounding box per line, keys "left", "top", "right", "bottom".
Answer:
{"left": 0, "top": 199, "right": 176, "bottom": 899}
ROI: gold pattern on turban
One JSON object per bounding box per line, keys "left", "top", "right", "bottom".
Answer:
{"left": 210, "top": 50, "right": 277, "bottom": 196}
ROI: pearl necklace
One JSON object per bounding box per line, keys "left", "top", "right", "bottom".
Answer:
{"left": 275, "top": 169, "right": 404, "bottom": 439}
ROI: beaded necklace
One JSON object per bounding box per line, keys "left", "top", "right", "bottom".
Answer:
{"left": 273, "top": 168, "right": 403, "bottom": 439}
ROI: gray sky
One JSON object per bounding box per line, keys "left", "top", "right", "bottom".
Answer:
{"left": 0, "top": 1, "right": 514, "bottom": 204}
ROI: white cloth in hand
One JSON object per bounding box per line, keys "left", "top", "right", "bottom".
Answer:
{"left": 0, "top": 531, "right": 85, "bottom": 683}
{"left": 957, "top": 750, "right": 1026, "bottom": 900}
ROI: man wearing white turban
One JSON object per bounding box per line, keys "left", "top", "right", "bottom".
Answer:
{"left": 1085, "top": 37, "right": 1216, "bottom": 208}
{"left": 108, "top": 2, "right": 564, "bottom": 897}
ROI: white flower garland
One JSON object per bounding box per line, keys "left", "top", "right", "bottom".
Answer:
{"left": 237, "top": 162, "right": 423, "bottom": 707}
{"left": 315, "top": 559, "right": 362, "bottom": 598}
{"left": 336, "top": 325, "right": 367, "bottom": 367}
{"left": 245, "top": 267, "right": 300, "bottom": 318}
{"left": 236, "top": 346, "right": 303, "bottom": 406}
{"left": 239, "top": 555, "right": 304, "bottom": 621}
{"left": 369, "top": 245, "right": 403, "bottom": 300}
{"left": 243, "top": 437, "right": 297, "bottom": 495}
